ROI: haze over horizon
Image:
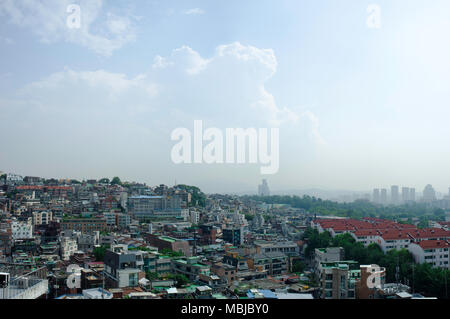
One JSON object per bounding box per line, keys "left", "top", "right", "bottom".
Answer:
{"left": 2, "top": 1, "right": 450, "bottom": 194}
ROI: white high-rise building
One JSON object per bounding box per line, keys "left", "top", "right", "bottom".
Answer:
{"left": 423, "top": 184, "right": 436, "bottom": 202}
{"left": 258, "top": 179, "right": 270, "bottom": 196}
{"left": 409, "top": 188, "right": 416, "bottom": 202}
{"left": 391, "top": 186, "right": 399, "bottom": 204}
{"left": 372, "top": 188, "right": 380, "bottom": 204}
{"left": 373, "top": 189, "right": 380, "bottom": 203}
{"left": 402, "top": 187, "right": 410, "bottom": 203}
{"left": 380, "top": 189, "right": 387, "bottom": 204}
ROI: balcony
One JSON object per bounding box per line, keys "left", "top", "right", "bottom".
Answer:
{"left": 0, "top": 267, "right": 49, "bottom": 299}
{"left": 1, "top": 278, "right": 48, "bottom": 299}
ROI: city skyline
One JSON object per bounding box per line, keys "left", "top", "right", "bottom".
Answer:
{"left": 2, "top": 0, "right": 450, "bottom": 304}
{"left": 2, "top": 1, "right": 450, "bottom": 193}
{"left": 4, "top": 168, "right": 450, "bottom": 201}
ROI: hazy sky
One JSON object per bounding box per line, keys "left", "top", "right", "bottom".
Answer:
{"left": 1, "top": 0, "right": 450, "bottom": 194}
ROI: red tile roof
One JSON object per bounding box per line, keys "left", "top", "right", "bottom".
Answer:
{"left": 353, "top": 229, "right": 381, "bottom": 237}
{"left": 408, "top": 228, "right": 450, "bottom": 240}
{"left": 379, "top": 230, "right": 412, "bottom": 240}
{"left": 416, "top": 240, "right": 450, "bottom": 249}
{"left": 314, "top": 218, "right": 419, "bottom": 238}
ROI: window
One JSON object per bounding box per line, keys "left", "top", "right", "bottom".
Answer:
{"left": 129, "top": 273, "right": 138, "bottom": 287}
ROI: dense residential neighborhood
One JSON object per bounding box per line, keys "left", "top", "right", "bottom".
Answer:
{"left": 0, "top": 172, "right": 448, "bottom": 299}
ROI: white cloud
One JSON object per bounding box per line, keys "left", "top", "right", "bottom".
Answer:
{"left": 184, "top": 8, "right": 205, "bottom": 15}
{"left": 299, "top": 111, "right": 327, "bottom": 146}
{"left": 5, "top": 42, "right": 323, "bottom": 138}
{"left": 0, "top": 0, "right": 136, "bottom": 56}
{"left": 19, "top": 67, "right": 158, "bottom": 110}
{"left": 0, "top": 42, "right": 325, "bottom": 180}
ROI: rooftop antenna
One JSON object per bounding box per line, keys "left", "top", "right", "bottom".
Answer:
{"left": 395, "top": 256, "right": 400, "bottom": 287}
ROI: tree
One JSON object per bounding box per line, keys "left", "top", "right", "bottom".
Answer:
{"left": 177, "top": 185, "right": 206, "bottom": 207}
{"left": 244, "top": 214, "right": 255, "bottom": 221}
{"left": 111, "top": 177, "right": 122, "bottom": 186}
{"left": 292, "top": 261, "right": 306, "bottom": 273}
{"left": 302, "top": 228, "right": 332, "bottom": 258}
{"left": 146, "top": 272, "right": 159, "bottom": 281}
{"left": 99, "top": 178, "right": 110, "bottom": 184}
{"left": 93, "top": 246, "right": 108, "bottom": 262}
{"left": 161, "top": 248, "right": 184, "bottom": 257}
{"left": 174, "top": 274, "right": 189, "bottom": 287}
{"left": 44, "top": 178, "right": 58, "bottom": 185}
{"left": 167, "top": 274, "right": 189, "bottom": 287}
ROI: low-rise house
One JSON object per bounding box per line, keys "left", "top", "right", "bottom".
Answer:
{"left": 171, "top": 256, "right": 210, "bottom": 281}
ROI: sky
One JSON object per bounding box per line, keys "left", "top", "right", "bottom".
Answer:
{"left": 1, "top": 0, "right": 450, "bottom": 194}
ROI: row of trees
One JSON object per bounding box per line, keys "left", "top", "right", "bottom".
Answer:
{"left": 37, "top": 177, "right": 123, "bottom": 186}
{"left": 302, "top": 227, "right": 450, "bottom": 298}
{"left": 243, "top": 195, "right": 446, "bottom": 221}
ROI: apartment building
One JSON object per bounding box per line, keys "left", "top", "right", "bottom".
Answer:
{"left": 374, "top": 230, "right": 412, "bottom": 253}
{"left": 350, "top": 229, "right": 381, "bottom": 247}
{"left": 32, "top": 211, "right": 52, "bottom": 226}
{"left": 222, "top": 227, "right": 244, "bottom": 246}
{"left": 60, "top": 236, "right": 78, "bottom": 261}
{"left": 314, "top": 247, "right": 345, "bottom": 278}
{"left": 155, "top": 256, "right": 172, "bottom": 275}
{"left": 318, "top": 261, "right": 360, "bottom": 299}
{"left": 11, "top": 221, "right": 33, "bottom": 241}
{"left": 247, "top": 251, "right": 288, "bottom": 275}
{"left": 77, "top": 232, "right": 100, "bottom": 253}
{"left": 255, "top": 240, "right": 298, "bottom": 254}
{"left": 127, "top": 195, "right": 182, "bottom": 221}
{"left": 408, "top": 228, "right": 450, "bottom": 243}
{"left": 103, "top": 245, "right": 145, "bottom": 288}
{"left": 408, "top": 240, "right": 450, "bottom": 269}
{"left": 61, "top": 218, "right": 107, "bottom": 233}
{"left": 104, "top": 212, "right": 131, "bottom": 228}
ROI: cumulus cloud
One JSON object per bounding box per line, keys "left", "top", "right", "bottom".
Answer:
{"left": 0, "top": 42, "right": 325, "bottom": 179}
{"left": 0, "top": 0, "right": 136, "bottom": 56}
{"left": 3, "top": 42, "right": 325, "bottom": 134}
{"left": 3, "top": 42, "right": 325, "bottom": 137}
